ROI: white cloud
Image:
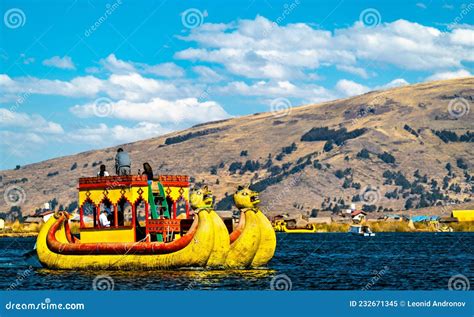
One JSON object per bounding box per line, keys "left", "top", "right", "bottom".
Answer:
{"left": 0, "top": 108, "right": 64, "bottom": 134}
{"left": 99, "top": 54, "right": 135, "bottom": 73}
{"left": 0, "top": 121, "right": 170, "bottom": 159}
{"left": 334, "top": 20, "right": 466, "bottom": 70}
{"left": 0, "top": 131, "right": 47, "bottom": 158}
{"left": 334, "top": 78, "right": 409, "bottom": 97}
{"left": 377, "top": 78, "right": 410, "bottom": 89}
{"left": 416, "top": 2, "right": 427, "bottom": 9}
{"left": 216, "top": 77, "right": 410, "bottom": 103}
{"left": 1, "top": 17, "right": 471, "bottom": 152}
{"left": 4, "top": 17, "right": 472, "bottom": 165}
{"left": 100, "top": 54, "right": 185, "bottom": 78}
{"left": 176, "top": 16, "right": 474, "bottom": 79}
{"left": 335, "top": 79, "right": 370, "bottom": 97}
{"left": 142, "top": 62, "right": 185, "bottom": 78}
{"left": 103, "top": 73, "right": 182, "bottom": 102}
{"left": 70, "top": 97, "right": 230, "bottom": 124}
{"left": 2, "top": 17, "right": 472, "bottom": 111}
{"left": 68, "top": 122, "right": 170, "bottom": 145}
{"left": 192, "top": 66, "right": 224, "bottom": 82}
{"left": 43, "top": 56, "right": 75, "bottom": 70}
{"left": 0, "top": 74, "right": 103, "bottom": 97}
{"left": 0, "top": 109, "right": 64, "bottom": 159}
{"left": 449, "top": 29, "right": 474, "bottom": 46}
{"left": 175, "top": 16, "right": 337, "bottom": 80}
{"left": 216, "top": 80, "right": 335, "bottom": 102}
{"left": 85, "top": 66, "right": 101, "bottom": 74}
{"left": 336, "top": 65, "right": 369, "bottom": 78}
{"left": 0, "top": 72, "right": 199, "bottom": 102}
{"left": 425, "top": 69, "right": 472, "bottom": 81}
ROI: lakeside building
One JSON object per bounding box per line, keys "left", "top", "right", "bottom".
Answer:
{"left": 351, "top": 210, "right": 367, "bottom": 223}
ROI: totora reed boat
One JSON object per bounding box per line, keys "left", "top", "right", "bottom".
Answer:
{"left": 273, "top": 220, "right": 317, "bottom": 233}
{"left": 36, "top": 175, "right": 276, "bottom": 270}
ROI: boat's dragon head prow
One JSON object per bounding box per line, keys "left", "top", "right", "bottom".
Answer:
{"left": 190, "top": 185, "right": 214, "bottom": 210}
{"left": 53, "top": 210, "right": 69, "bottom": 219}
{"left": 233, "top": 184, "right": 260, "bottom": 209}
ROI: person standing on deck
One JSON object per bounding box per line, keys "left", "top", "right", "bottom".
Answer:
{"left": 142, "top": 162, "right": 154, "bottom": 181}
{"left": 115, "top": 148, "right": 131, "bottom": 175}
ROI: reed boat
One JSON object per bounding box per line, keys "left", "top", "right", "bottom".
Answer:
{"left": 36, "top": 175, "right": 276, "bottom": 270}
{"left": 273, "top": 220, "right": 317, "bottom": 233}
{"left": 224, "top": 186, "right": 276, "bottom": 268}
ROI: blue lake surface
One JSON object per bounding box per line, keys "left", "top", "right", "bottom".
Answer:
{"left": 0, "top": 232, "right": 472, "bottom": 290}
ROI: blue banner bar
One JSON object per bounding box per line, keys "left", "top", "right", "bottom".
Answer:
{"left": 0, "top": 291, "right": 472, "bottom": 317}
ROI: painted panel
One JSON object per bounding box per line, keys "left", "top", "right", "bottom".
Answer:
{"left": 80, "top": 227, "right": 135, "bottom": 243}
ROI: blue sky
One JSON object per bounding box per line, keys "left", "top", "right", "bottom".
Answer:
{"left": 0, "top": 0, "right": 473, "bottom": 170}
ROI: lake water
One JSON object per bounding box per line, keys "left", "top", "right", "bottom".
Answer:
{"left": 0, "top": 232, "right": 472, "bottom": 290}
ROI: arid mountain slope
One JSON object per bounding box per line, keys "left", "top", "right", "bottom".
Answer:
{"left": 1, "top": 77, "right": 473, "bottom": 218}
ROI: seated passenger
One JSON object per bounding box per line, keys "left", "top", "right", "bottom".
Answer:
{"left": 105, "top": 206, "right": 114, "bottom": 226}
{"left": 99, "top": 209, "right": 111, "bottom": 227}
{"left": 97, "top": 164, "right": 110, "bottom": 177}
{"left": 142, "top": 162, "right": 154, "bottom": 181}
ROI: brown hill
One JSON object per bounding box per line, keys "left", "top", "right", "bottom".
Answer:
{"left": 1, "top": 77, "right": 473, "bottom": 219}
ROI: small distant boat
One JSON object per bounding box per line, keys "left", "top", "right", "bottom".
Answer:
{"left": 349, "top": 224, "right": 375, "bottom": 236}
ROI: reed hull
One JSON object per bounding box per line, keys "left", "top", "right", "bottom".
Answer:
{"left": 36, "top": 209, "right": 275, "bottom": 270}
{"left": 225, "top": 209, "right": 276, "bottom": 268}
{"left": 205, "top": 209, "right": 231, "bottom": 268}
{"left": 37, "top": 211, "right": 219, "bottom": 270}
{"left": 251, "top": 211, "right": 277, "bottom": 267}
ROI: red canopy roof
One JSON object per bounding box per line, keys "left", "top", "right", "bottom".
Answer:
{"left": 351, "top": 210, "right": 366, "bottom": 217}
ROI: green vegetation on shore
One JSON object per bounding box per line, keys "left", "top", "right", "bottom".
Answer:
{"left": 1, "top": 220, "right": 473, "bottom": 238}
{"left": 299, "top": 221, "right": 474, "bottom": 233}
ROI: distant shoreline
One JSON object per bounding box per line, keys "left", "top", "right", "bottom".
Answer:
{"left": 1, "top": 228, "right": 473, "bottom": 239}
{"left": 0, "top": 232, "right": 38, "bottom": 238}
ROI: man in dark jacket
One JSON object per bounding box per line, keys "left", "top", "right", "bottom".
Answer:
{"left": 115, "top": 148, "right": 131, "bottom": 175}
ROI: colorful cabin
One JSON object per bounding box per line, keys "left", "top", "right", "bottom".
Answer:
{"left": 78, "top": 175, "right": 192, "bottom": 243}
